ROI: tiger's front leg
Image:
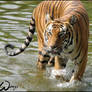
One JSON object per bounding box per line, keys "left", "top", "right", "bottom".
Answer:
{"left": 37, "top": 50, "right": 50, "bottom": 70}
{"left": 54, "top": 56, "right": 68, "bottom": 81}
{"left": 70, "top": 56, "right": 87, "bottom": 82}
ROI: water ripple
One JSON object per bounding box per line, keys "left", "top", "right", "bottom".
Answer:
{"left": 0, "top": 4, "right": 20, "bottom": 9}
{"left": 1, "top": 15, "right": 28, "bottom": 21}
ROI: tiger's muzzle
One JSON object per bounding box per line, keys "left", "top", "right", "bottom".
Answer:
{"left": 43, "top": 45, "right": 62, "bottom": 56}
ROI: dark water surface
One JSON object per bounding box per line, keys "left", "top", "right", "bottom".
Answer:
{"left": 0, "top": 1, "right": 92, "bottom": 91}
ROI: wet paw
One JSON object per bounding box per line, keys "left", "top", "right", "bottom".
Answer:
{"left": 37, "top": 60, "right": 46, "bottom": 70}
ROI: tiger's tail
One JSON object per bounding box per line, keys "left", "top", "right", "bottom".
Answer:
{"left": 4, "top": 16, "right": 35, "bottom": 56}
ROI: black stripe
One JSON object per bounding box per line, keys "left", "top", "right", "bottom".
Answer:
{"left": 67, "top": 32, "right": 74, "bottom": 53}
{"left": 74, "top": 49, "right": 81, "bottom": 60}
{"left": 69, "top": 25, "right": 74, "bottom": 46}
{"left": 51, "top": 1, "right": 57, "bottom": 20}
{"left": 76, "top": 31, "right": 78, "bottom": 43}
{"left": 30, "top": 22, "right": 35, "bottom": 26}
{"left": 46, "top": 1, "right": 50, "bottom": 14}
{"left": 44, "top": 54, "right": 50, "bottom": 57}
{"left": 72, "top": 69, "right": 74, "bottom": 73}
{"left": 39, "top": 51, "right": 50, "bottom": 57}
{"left": 78, "top": 51, "right": 87, "bottom": 64}
{"left": 76, "top": 23, "right": 81, "bottom": 53}
{"left": 49, "top": 2, "right": 51, "bottom": 14}
{"left": 72, "top": 21, "right": 82, "bottom": 60}
{"left": 68, "top": 32, "right": 73, "bottom": 46}
{"left": 49, "top": 2, "right": 53, "bottom": 19}
{"left": 51, "top": 5, "right": 54, "bottom": 20}
{"left": 27, "top": 36, "right": 32, "bottom": 42}
{"left": 66, "top": 32, "right": 71, "bottom": 46}
{"left": 75, "top": 22, "right": 82, "bottom": 58}
{"left": 20, "top": 48, "right": 24, "bottom": 52}
{"left": 41, "top": 60, "right": 48, "bottom": 64}
{"left": 24, "top": 41, "right": 29, "bottom": 46}
{"left": 79, "top": 56, "right": 84, "bottom": 64}
{"left": 80, "top": 8, "right": 88, "bottom": 25}
{"left": 32, "top": 17, "right": 35, "bottom": 21}
{"left": 75, "top": 11, "right": 88, "bottom": 27}
{"left": 78, "top": 42, "right": 88, "bottom": 65}
{"left": 70, "top": 35, "right": 73, "bottom": 45}
{"left": 29, "top": 28, "right": 35, "bottom": 34}
{"left": 68, "top": 49, "right": 74, "bottom": 54}
{"left": 61, "top": 63, "right": 66, "bottom": 68}
{"left": 55, "top": 1, "right": 60, "bottom": 18}
{"left": 38, "top": 58, "right": 48, "bottom": 64}
{"left": 57, "top": 1, "right": 61, "bottom": 18}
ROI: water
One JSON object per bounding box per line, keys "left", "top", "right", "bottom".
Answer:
{"left": 0, "top": 1, "right": 92, "bottom": 91}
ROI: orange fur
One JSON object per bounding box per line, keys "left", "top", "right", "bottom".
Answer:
{"left": 5, "top": 0, "right": 89, "bottom": 82}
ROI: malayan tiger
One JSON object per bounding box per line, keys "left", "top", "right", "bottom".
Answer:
{"left": 4, "top": 0, "right": 89, "bottom": 82}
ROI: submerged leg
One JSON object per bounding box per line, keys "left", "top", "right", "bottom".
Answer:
{"left": 70, "top": 56, "right": 87, "bottom": 82}
{"left": 53, "top": 56, "right": 68, "bottom": 81}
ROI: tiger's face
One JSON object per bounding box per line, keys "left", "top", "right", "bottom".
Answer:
{"left": 44, "top": 21, "right": 72, "bottom": 56}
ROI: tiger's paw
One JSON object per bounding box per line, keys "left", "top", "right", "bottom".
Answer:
{"left": 36, "top": 60, "right": 47, "bottom": 70}
{"left": 50, "top": 69, "right": 71, "bottom": 82}
{"left": 69, "top": 76, "right": 81, "bottom": 83}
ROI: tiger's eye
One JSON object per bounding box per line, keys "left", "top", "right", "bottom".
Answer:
{"left": 61, "top": 25, "right": 64, "bottom": 27}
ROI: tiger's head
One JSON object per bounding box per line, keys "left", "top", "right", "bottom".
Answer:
{"left": 44, "top": 14, "right": 77, "bottom": 56}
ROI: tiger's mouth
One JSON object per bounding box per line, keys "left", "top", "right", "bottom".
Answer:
{"left": 43, "top": 44, "right": 63, "bottom": 56}
{"left": 44, "top": 48, "right": 62, "bottom": 56}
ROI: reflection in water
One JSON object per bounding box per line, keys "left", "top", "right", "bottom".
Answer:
{"left": 0, "top": 1, "right": 92, "bottom": 91}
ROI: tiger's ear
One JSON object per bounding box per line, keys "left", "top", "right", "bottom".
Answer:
{"left": 45, "top": 14, "right": 53, "bottom": 24}
{"left": 69, "top": 15, "right": 77, "bottom": 25}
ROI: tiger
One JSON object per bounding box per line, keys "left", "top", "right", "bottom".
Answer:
{"left": 4, "top": 0, "right": 89, "bottom": 82}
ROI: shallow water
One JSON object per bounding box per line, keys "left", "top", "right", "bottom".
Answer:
{"left": 0, "top": 1, "right": 92, "bottom": 91}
